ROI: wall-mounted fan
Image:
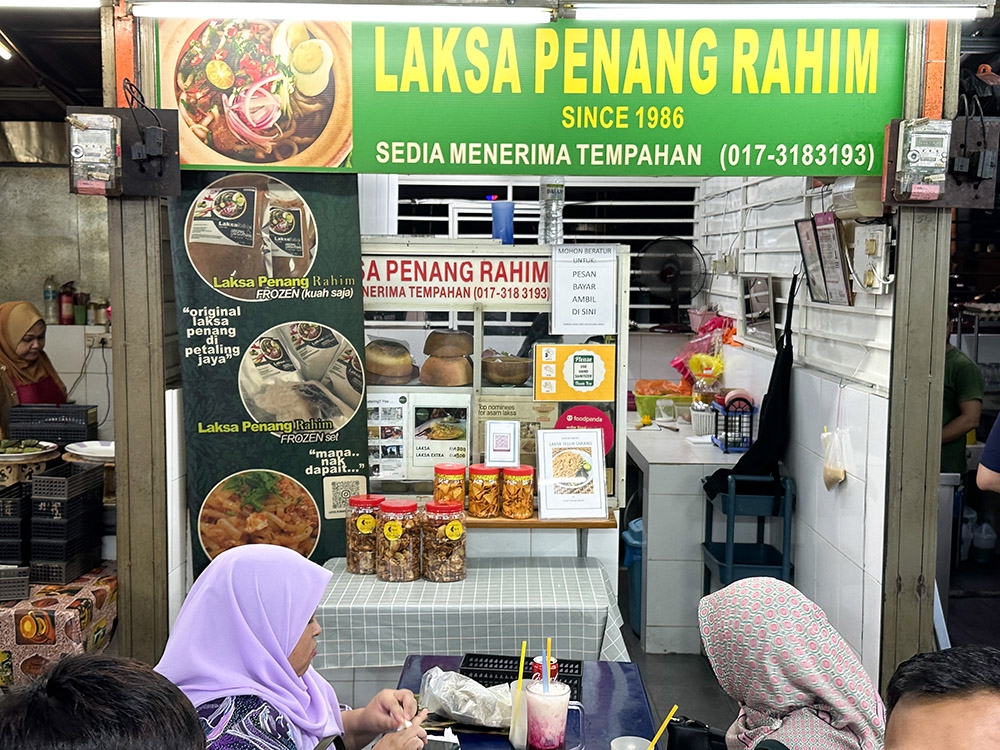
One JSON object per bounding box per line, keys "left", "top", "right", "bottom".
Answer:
{"left": 633, "top": 237, "right": 708, "bottom": 332}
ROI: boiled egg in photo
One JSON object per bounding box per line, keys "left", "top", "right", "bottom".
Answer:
{"left": 271, "top": 19, "right": 310, "bottom": 68}
{"left": 291, "top": 38, "right": 334, "bottom": 97}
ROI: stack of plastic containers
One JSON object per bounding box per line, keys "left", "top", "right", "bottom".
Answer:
{"left": 29, "top": 463, "right": 104, "bottom": 584}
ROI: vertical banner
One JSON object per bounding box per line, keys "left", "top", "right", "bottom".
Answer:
{"left": 168, "top": 171, "right": 368, "bottom": 575}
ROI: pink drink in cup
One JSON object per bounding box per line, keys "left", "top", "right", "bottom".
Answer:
{"left": 525, "top": 680, "right": 583, "bottom": 750}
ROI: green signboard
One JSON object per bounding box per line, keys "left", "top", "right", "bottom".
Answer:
{"left": 157, "top": 19, "right": 906, "bottom": 176}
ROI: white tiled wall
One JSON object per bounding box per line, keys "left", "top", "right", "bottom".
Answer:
{"left": 43, "top": 325, "right": 114, "bottom": 441}
{"left": 627, "top": 332, "right": 691, "bottom": 388}
{"left": 722, "top": 346, "right": 887, "bottom": 679}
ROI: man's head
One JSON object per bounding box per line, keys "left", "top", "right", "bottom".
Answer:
{"left": 0, "top": 653, "right": 205, "bottom": 750}
{"left": 885, "top": 645, "right": 1000, "bottom": 749}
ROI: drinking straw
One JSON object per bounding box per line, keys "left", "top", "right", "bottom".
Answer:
{"left": 517, "top": 640, "right": 527, "bottom": 694}
{"left": 647, "top": 704, "right": 679, "bottom": 750}
{"left": 543, "top": 637, "right": 552, "bottom": 693}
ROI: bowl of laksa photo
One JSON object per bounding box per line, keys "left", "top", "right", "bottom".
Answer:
{"left": 198, "top": 469, "right": 320, "bottom": 559}
{"left": 158, "top": 18, "right": 352, "bottom": 167}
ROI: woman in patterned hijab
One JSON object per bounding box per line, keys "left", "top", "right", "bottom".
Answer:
{"left": 698, "top": 577, "right": 884, "bottom": 750}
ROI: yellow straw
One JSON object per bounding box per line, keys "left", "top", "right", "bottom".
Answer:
{"left": 648, "top": 704, "right": 679, "bottom": 750}
{"left": 543, "top": 637, "right": 552, "bottom": 692}
{"left": 517, "top": 640, "right": 527, "bottom": 693}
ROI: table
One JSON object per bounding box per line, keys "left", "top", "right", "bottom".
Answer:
{"left": 626, "top": 417, "right": 739, "bottom": 654}
{"left": 397, "top": 655, "right": 659, "bottom": 750}
{"left": 315, "top": 557, "right": 628, "bottom": 670}
{"left": 0, "top": 560, "right": 117, "bottom": 688}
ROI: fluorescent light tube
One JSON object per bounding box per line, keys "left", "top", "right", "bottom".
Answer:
{"left": 131, "top": 2, "right": 553, "bottom": 23}
{"left": 0, "top": 0, "right": 102, "bottom": 6}
{"left": 0, "top": 42, "right": 11, "bottom": 61}
{"left": 574, "top": 3, "right": 986, "bottom": 21}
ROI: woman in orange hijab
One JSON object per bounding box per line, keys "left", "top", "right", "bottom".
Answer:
{"left": 0, "top": 302, "right": 67, "bottom": 437}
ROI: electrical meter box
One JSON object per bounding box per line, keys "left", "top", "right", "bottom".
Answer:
{"left": 67, "top": 112, "right": 122, "bottom": 197}
{"left": 893, "top": 118, "right": 952, "bottom": 201}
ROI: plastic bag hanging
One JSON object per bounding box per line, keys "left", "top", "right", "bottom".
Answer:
{"left": 821, "top": 428, "right": 849, "bottom": 490}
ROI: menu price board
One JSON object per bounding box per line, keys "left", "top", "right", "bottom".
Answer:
{"left": 168, "top": 172, "right": 369, "bottom": 575}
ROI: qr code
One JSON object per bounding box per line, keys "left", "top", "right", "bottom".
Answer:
{"left": 493, "top": 433, "right": 511, "bottom": 451}
{"left": 323, "top": 475, "right": 367, "bottom": 519}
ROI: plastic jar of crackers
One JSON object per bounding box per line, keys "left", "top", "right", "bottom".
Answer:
{"left": 501, "top": 465, "right": 535, "bottom": 519}
{"left": 376, "top": 499, "right": 420, "bottom": 582}
{"left": 422, "top": 501, "right": 466, "bottom": 582}
{"left": 467, "top": 464, "right": 501, "bottom": 518}
{"left": 434, "top": 463, "right": 466, "bottom": 504}
{"left": 346, "top": 494, "right": 384, "bottom": 574}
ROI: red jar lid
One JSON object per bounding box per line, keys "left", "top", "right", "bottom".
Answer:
{"left": 349, "top": 494, "right": 385, "bottom": 508}
{"left": 469, "top": 463, "right": 499, "bottom": 476}
{"left": 503, "top": 465, "right": 535, "bottom": 477}
{"left": 380, "top": 499, "right": 417, "bottom": 514}
{"left": 435, "top": 462, "right": 466, "bottom": 476}
{"left": 426, "top": 501, "right": 464, "bottom": 514}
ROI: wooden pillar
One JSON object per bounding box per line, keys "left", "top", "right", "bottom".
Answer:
{"left": 880, "top": 19, "right": 962, "bottom": 689}
{"left": 102, "top": 5, "right": 171, "bottom": 663}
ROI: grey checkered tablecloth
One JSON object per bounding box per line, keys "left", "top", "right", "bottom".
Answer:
{"left": 314, "top": 557, "right": 628, "bottom": 669}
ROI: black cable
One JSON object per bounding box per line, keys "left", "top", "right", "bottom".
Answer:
{"left": 98, "top": 344, "right": 112, "bottom": 428}
{"left": 121, "top": 77, "right": 162, "bottom": 129}
{"left": 975, "top": 95, "right": 988, "bottom": 148}
{"left": 121, "top": 78, "right": 144, "bottom": 137}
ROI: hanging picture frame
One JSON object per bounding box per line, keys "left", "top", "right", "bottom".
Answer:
{"left": 813, "top": 211, "right": 854, "bottom": 306}
{"left": 794, "top": 217, "right": 829, "bottom": 303}
{"left": 739, "top": 274, "right": 776, "bottom": 348}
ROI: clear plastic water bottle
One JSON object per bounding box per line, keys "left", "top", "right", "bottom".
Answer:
{"left": 537, "top": 175, "right": 565, "bottom": 244}
{"left": 43, "top": 275, "right": 58, "bottom": 325}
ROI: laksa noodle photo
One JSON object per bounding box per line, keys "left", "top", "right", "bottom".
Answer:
{"left": 551, "top": 448, "right": 595, "bottom": 495}
{"left": 199, "top": 469, "right": 320, "bottom": 559}
{"left": 170, "top": 18, "right": 352, "bottom": 165}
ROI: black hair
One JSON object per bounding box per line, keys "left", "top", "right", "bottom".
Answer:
{"left": 886, "top": 645, "right": 1000, "bottom": 715}
{"left": 0, "top": 653, "right": 205, "bottom": 750}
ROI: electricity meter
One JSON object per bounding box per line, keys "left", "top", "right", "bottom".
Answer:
{"left": 893, "top": 118, "right": 951, "bottom": 201}
{"left": 67, "top": 112, "right": 122, "bottom": 197}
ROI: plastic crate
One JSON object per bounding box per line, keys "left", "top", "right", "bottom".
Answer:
{"left": 0, "top": 483, "right": 30, "bottom": 518}
{"left": 0, "top": 566, "right": 29, "bottom": 601}
{"left": 31, "top": 529, "right": 102, "bottom": 561}
{"left": 0, "top": 516, "right": 28, "bottom": 540}
{"left": 32, "top": 462, "right": 104, "bottom": 500}
{"left": 32, "top": 486, "right": 103, "bottom": 520}
{"left": 0, "top": 539, "right": 25, "bottom": 565}
{"left": 29, "top": 547, "right": 101, "bottom": 585}
{"left": 31, "top": 506, "right": 102, "bottom": 540}
{"left": 8, "top": 404, "right": 98, "bottom": 443}
{"left": 459, "top": 653, "right": 583, "bottom": 702}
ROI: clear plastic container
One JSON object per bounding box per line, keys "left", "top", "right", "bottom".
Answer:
{"left": 345, "top": 494, "right": 384, "bottom": 575}
{"left": 422, "top": 500, "right": 466, "bottom": 582}
{"left": 501, "top": 465, "right": 535, "bottom": 519}
{"left": 692, "top": 372, "right": 720, "bottom": 410}
{"left": 434, "top": 462, "right": 466, "bottom": 504}
{"left": 376, "top": 499, "right": 420, "bottom": 582}
{"left": 537, "top": 176, "right": 565, "bottom": 244}
{"left": 468, "top": 464, "right": 501, "bottom": 518}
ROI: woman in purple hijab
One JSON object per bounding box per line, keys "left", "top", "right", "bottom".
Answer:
{"left": 157, "top": 544, "right": 428, "bottom": 750}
